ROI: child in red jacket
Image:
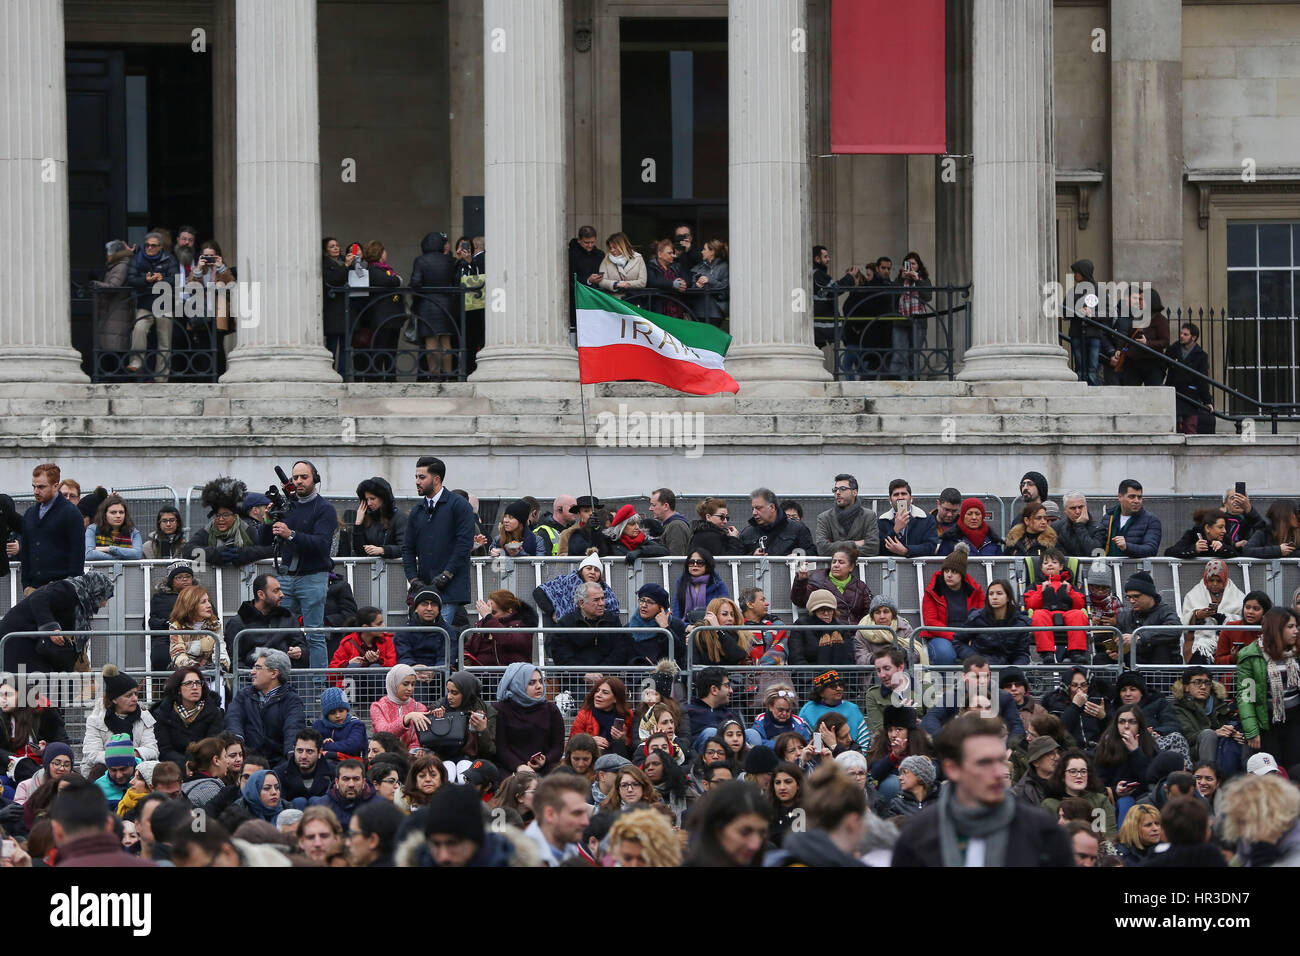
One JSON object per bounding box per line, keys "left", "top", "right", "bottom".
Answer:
{"left": 328, "top": 606, "right": 396, "bottom": 686}
{"left": 1023, "top": 549, "right": 1088, "bottom": 663}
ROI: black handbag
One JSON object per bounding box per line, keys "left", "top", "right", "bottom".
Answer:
{"left": 417, "top": 711, "right": 468, "bottom": 750}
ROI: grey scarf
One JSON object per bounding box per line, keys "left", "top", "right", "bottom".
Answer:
{"left": 937, "top": 783, "right": 1016, "bottom": 867}
{"left": 834, "top": 502, "right": 864, "bottom": 536}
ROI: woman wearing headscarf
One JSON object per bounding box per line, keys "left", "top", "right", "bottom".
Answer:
{"left": 350, "top": 477, "right": 405, "bottom": 559}
{"left": 494, "top": 662, "right": 565, "bottom": 774}
{"left": 1179, "top": 558, "right": 1245, "bottom": 665}
{"left": 533, "top": 550, "right": 620, "bottom": 627}
{"left": 238, "top": 768, "right": 285, "bottom": 825}
{"left": 369, "top": 664, "right": 430, "bottom": 755}
{"left": 428, "top": 671, "right": 497, "bottom": 762}
{"left": 0, "top": 571, "right": 115, "bottom": 673}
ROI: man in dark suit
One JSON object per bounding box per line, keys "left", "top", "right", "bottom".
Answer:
{"left": 401, "top": 455, "right": 476, "bottom": 627}
{"left": 8, "top": 463, "right": 85, "bottom": 594}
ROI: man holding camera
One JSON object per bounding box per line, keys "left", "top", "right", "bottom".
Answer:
{"left": 270, "top": 461, "right": 338, "bottom": 668}
{"left": 402, "top": 456, "right": 476, "bottom": 628}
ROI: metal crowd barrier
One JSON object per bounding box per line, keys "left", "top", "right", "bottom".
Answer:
{"left": 229, "top": 625, "right": 452, "bottom": 677}
{"left": 454, "top": 664, "right": 666, "bottom": 737}
{"left": 1128, "top": 623, "right": 1259, "bottom": 698}
{"left": 455, "top": 625, "right": 673, "bottom": 670}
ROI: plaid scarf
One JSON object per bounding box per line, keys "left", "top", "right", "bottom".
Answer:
{"left": 1267, "top": 654, "right": 1300, "bottom": 724}
{"left": 95, "top": 528, "right": 134, "bottom": 549}
{"left": 175, "top": 700, "right": 204, "bottom": 726}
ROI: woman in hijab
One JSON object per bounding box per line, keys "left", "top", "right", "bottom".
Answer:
{"left": 238, "top": 768, "right": 285, "bottom": 824}
{"left": 0, "top": 571, "right": 115, "bottom": 672}
{"left": 428, "top": 670, "right": 497, "bottom": 763}
{"left": 494, "top": 662, "right": 565, "bottom": 774}
{"left": 368, "top": 664, "right": 430, "bottom": 754}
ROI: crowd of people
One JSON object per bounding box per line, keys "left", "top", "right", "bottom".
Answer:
{"left": 2, "top": 457, "right": 1300, "bottom": 867}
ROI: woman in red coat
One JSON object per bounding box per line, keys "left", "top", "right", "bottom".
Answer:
{"left": 920, "top": 548, "right": 986, "bottom": 665}
{"left": 569, "top": 676, "right": 635, "bottom": 757}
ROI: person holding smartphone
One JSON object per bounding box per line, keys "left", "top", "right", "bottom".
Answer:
{"left": 494, "top": 663, "right": 565, "bottom": 774}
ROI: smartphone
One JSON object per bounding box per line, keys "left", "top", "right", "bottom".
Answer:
{"left": 1236, "top": 481, "right": 1247, "bottom": 496}
{"left": 1, "top": 839, "right": 13, "bottom": 859}
{"left": 811, "top": 732, "right": 823, "bottom": 754}
{"left": 894, "top": 500, "right": 907, "bottom": 514}
{"left": 529, "top": 752, "right": 545, "bottom": 763}
{"left": 1088, "top": 696, "right": 1105, "bottom": 707}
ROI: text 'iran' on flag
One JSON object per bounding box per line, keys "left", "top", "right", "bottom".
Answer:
{"left": 574, "top": 282, "right": 739, "bottom": 396}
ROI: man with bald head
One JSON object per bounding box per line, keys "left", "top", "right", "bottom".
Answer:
{"left": 535, "top": 494, "right": 578, "bottom": 556}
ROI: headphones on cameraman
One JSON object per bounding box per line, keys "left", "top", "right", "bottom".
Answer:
{"left": 294, "top": 460, "right": 322, "bottom": 487}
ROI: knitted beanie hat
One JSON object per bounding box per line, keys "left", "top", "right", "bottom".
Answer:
{"left": 105, "top": 734, "right": 137, "bottom": 768}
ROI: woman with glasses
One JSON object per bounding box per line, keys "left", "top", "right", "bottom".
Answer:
{"left": 186, "top": 477, "right": 271, "bottom": 568}
{"left": 689, "top": 498, "right": 744, "bottom": 556}
{"left": 150, "top": 665, "right": 227, "bottom": 772}
{"left": 368, "top": 762, "right": 404, "bottom": 807}
{"left": 80, "top": 665, "right": 159, "bottom": 777}
{"left": 1041, "top": 748, "right": 1117, "bottom": 838}
{"left": 751, "top": 684, "right": 813, "bottom": 746}
{"left": 1094, "top": 705, "right": 1158, "bottom": 819}
{"left": 672, "top": 547, "right": 731, "bottom": 619}
{"left": 599, "top": 764, "right": 661, "bottom": 814}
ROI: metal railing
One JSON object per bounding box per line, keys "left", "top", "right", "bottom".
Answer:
{"left": 229, "top": 625, "right": 452, "bottom": 676}
{"left": 620, "top": 287, "right": 729, "bottom": 329}
{"left": 455, "top": 625, "right": 673, "bottom": 670}
{"left": 75, "top": 283, "right": 223, "bottom": 383}
{"left": 332, "top": 285, "right": 468, "bottom": 382}
{"left": 821, "top": 283, "right": 972, "bottom": 382}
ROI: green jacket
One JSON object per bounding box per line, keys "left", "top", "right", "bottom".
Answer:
{"left": 1236, "top": 641, "right": 1271, "bottom": 741}
{"left": 1042, "top": 789, "right": 1117, "bottom": 840}
{"left": 1171, "top": 677, "right": 1235, "bottom": 740}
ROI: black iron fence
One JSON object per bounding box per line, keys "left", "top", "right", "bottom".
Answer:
{"left": 334, "top": 285, "right": 469, "bottom": 382}
{"left": 821, "top": 283, "right": 972, "bottom": 382}
{"left": 76, "top": 282, "right": 223, "bottom": 383}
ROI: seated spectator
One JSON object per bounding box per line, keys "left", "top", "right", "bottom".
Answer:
{"left": 642, "top": 747, "right": 696, "bottom": 823}
{"left": 0, "top": 680, "right": 70, "bottom": 784}
{"left": 688, "top": 498, "right": 745, "bottom": 556}
{"left": 83, "top": 494, "right": 144, "bottom": 561}
{"left": 921, "top": 655, "right": 1025, "bottom": 740}
{"left": 740, "top": 488, "right": 814, "bottom": 556}
{"left": 861, "top": 645, "right": 917, "bottom": 744}
{"left": 798, "top": 670, "right": 870, "bottom": 752}
{"left": 236, "top": 768, "right": 287, "bottom": 826}
{"left": 329, "top": 606, "right": 397, "bottom": 676}
{"left": 958, "top": 578, "right": 1031, "bottom": 665}
{"left": 399, "top": 588, "right": 448, "bottom": 670}
{"left": 428, "top": 672, "right": 497, "bottom": 765}
{"left": 1023, "top": 549, "right": 1089, "bottom": 664}
{"left": 148, "top": 560, "right": 193, "bottom": 670}
{"left": 1099, "top": 479, "right": 1162, "bottom": 558}
{"left": 1221, "top": 487, "right": 1266, "bottom": 553}
{"left": 877, "top": 479, "right": 939, "bottom": 557}
{"left": 1000, "top": 666, "right": 1048, "bottom": 731}
{"left": 225, "top": 648, "right": 303, "bottom": 767}
{"left": 150, "top": 665, "right": 226, "bottom": 772}
{"left": 309, "top": 759, "right": 376, "bottom": 827}
{"left": 12, "top": 739, "right": 73, "bottom": 808}
{"left": 142, "top": 506, "right": 186, "bottom": 560}
{"left": 937, "top": 497, "right": 1004, "bottom": 556}
{"left": 313, "top": 687, "right": 366, "bottom": 768}
{"left": 685, "top": 667, "right": 754, "bottom": 751}
{"left": 1043, "top": 666, "right": 1110, "bottom": 750}
{"left": 815, "top": 474, "right": 879, "bottom": 557}
{"left": 866, "top": 705, "right": 933, "bottom": 802}
{"left": 1242, "top": 499, "right": 1300, "bottom": 559}
{"left": 930, "top": 488, "right": 963, "bottom": 540}
{"left": 494, "top": 663, "right": 566, "bottom": 775}
{"left": 791, "top": 546, "right": 873, "bottom": 624}
{"left": 1083, "top": 561, "right": 1121, "bottom": 641}
{"left": 349, "top": 477, "right": 405, "bottom": 559}
{"left": 81, "top": 667, "right": 159, "bottom": 777}
{"left": 181, "top": 737, "right": 231, "bottom": 809}
{"left": 224, "top": 573, "right": 303, "bottom": 669}
{"left": 1143, "top": 796, "right": 1226, "bottom": 867}
{"left": 186, "top": 477, "right": 271, "bottom": 567}
{"left": 168, "top": 586, "right": 232, "bottom": 704}
{"left": 1011, "top": 736, "right": 1060, "bottom": 808}
{"left": 1095, "top": 705, "right": 1158, "bottom": 816}
{"left": 751, "top": 684, "right": 812, "bottom": 747}
{"left": 919, "top": 548, "right": 986, "bottom": 665}
{"left": 465, "top": 590, "right": 538, "bottom": 666}
{"left": 92, "top": 734, "right": 138, "bottom": 805}
{"left": 274, "top": 729, "right": 335, "bottom": 804}
{"left": 739, "top": 587, "right": 790, "bottom": 664}
{"left": 1053, "top": 492, "right": 1102, "bottom": 558}
{"left": 1180, "top": 558, "right": 1244, "bottom": 664}
{"left": 599, "top": 763, "right": 662, "bottom": 815}
{"left": 595, "top": 232, "right": 646, "bottom": 297}
{"left": 854, "top": 595, "right": 923, "bottom": 666}
{"left": 627, "top": 583, "right": 687, "bottom": 668}
{"left": 552, "top": 582, "right": 629, "bottom": 667}
{"left": 1235, "top": 607, "right": 1300, "bottom": 768}
{"left": 1215, "top": 590, "right": 1270, "bottom": 665}
{"left": 1003, "top": 502, "right": 1056, "bottom": 561}
{"left": 672, "top": 547, "right": 730, "bottom": 619}
{"left": 370, "top": 665, "right": 429, "bottom": 755}
{"left": 1117, "top": 570, "right": 1184, "bottom": 665}
{"left": 490, "top": 500, "right": 541, "bottom": 557}
{"left": 395, "top": 754, "right": 447, "bottom": 812}
{"left": 569, "top": 677, "right": 635, "bottom": 758}
{"left": 1114, "top": 803, "right": 1163, "bottom": 865}
{"left": 1041, "top": 748, "right": 1117, "bottom": 837}
{"left": 532, "top": 550, "right": 620, "bottom": 627}
{"left": 324, "top": 570, "right": 358, "bottom": 635}
{"left": 790, "top": 590, "right": 855, "bottom": 666}
{"left": 1165, "top": 507, "right": 1232, "bottom": 559}
{"left": 688, "top": 596, "right": 753, "bottom": 666}
{"left": 1112, "top": 671, "right": 1181, "bottom": 737}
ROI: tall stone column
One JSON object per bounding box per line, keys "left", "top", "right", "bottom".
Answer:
{"left": 0, "top": 0, "right": 89, "bottom": 383}
{"left": 1111, "top": 0, "right": 1182, "bottom": 301}
{"left": 211, "top": 0, "right": 236, "bottom": 261}
{"left": 470, "top": 0, "right": 578, "bottom": 385}
{"left": 936, "top": 0, "right": 972, "bottom": 356}
{"left": 725, "top": 0, "right": 830, "bottom": 383}
{"left": 958, "top": 0, "right": 1075, "bottom": 382}
{"left": 221, "top": 0, "right": 338, "bottom": 384}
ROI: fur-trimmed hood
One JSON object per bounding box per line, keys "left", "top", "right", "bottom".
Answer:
{"left": 1004, "top": 523, "right": 1058, "bottom": 549}
{"left": 394, "top": 822, "right": 542, "bottom": 868}
{"left": 1171, "top": 677, "right": 1228, "bottom": 703}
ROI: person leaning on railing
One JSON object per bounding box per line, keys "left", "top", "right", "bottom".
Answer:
{"left": 91, "top": 239, "right": 134, "bottom": 357}
{"left": 1242, "top": 499, "right": 1300, "bottom": 559}
{"left": 594, "top": 232, "right": 646, "bottom": 298}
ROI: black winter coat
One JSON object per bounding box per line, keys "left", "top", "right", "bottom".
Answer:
{"left": 687, "top": 519, "right": 745, "bottom": 557}
{"left": 0, "top": 579, "right": 82, "bottom": 672}
{"left": 350, "top": 478, "right": 406, "bottom": 559}
{"left": 891, "top": 801, "right": 1074, "bottom": 867}
{"left": 322, "top": 255, "right": 350, "bottom": 337}
{"left": 739, "top": 514, "right": 814, "bottom": 556}
{"left": 0, "top": 705, "right": 69, "bottom": 766}
{"left": 18, "top": 493, "right": 84, "bottom": 590}
{"left": 410, "top": 235, "right": 459, "bottom": 336}
{"left": 150, "top": 691, "right": 227, "bottom": 770}
{"left": 551, "top": 610, "right": 631, "bottom": 666}
{"left": 788, "top": 615, "right": 855, "bottom": 666}
{"left": 224, "top": 601, "right": 303, "bottom": 667}
{"left": 402, "top": 492, "right": 476, "bottom": 605}
{"left": 958, "top": 608, "right": 1032, "bottom": 665}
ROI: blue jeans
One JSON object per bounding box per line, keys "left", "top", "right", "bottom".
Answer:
{"left": 1070, "top": 337, "right": 1102, "bottom": 386}
{"left": 875, "top": 773, "right": 902, "bottom": 802}
{"left": 888, "top": 319, "right": 928, "bottom": 380}
{"left": 279, "top": 571, "right": 329, "bottom": 668}
{"left": 926, "top": 637, "right": 958, "bottom": 665}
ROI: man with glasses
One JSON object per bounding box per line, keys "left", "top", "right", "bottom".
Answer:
{"left": 552, "top": 581, "right": 629, "bottom": 667}
{"left": 930, "top": 487, "right": 964, "bottom": 539}
{"left": 814, "top": 473, "right": 878, "bottom": 556}
{"left": 1173, "top": 664, "right": 1242, "bottom": 766}
{"left": 226, "top": 647, "right": 304, "bottom": 765}
{"left": 740, "top": 487, "right": 814, "bottom": 557}
{"left": 1117, "top": 569, "right": 1182, "bottom": 664}
{"left": 126, "top": 230, "right": 180, "bottom": 377}
{"left": 345, "top": 800, "right": 404, "bottom": 867}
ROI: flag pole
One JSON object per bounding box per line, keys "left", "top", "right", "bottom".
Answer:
{"left": 573, "top": 275, "right": 597, "bottom": 504}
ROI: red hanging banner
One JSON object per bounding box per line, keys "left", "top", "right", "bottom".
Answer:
{"left": 830, "top": 0, "right": 947, "bottom": 154}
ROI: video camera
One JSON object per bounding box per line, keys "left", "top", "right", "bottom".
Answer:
{"left": 265, "top": 465, "right": 299, "bottom": 525}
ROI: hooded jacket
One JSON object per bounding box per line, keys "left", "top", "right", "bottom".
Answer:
{"left": 351, "top": 477, "right": 406, "bottom": 559}
{"left": 1003, "top": 522, "right": 1058, "bottom": 558}
{"left": 920, "top": 570, "right": 986, "bottom": 642}
{"left": 397, "top": 609, "right": 448, "bottom": 668}
{"left": 80, "top": 703, "right": 159, "bottom": 776}
{"left": 1171, "top": 677, "right": 1234, "bottom": 740}
{"left": 1066, "top": 258, "right": 1108, "bottom": 340}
